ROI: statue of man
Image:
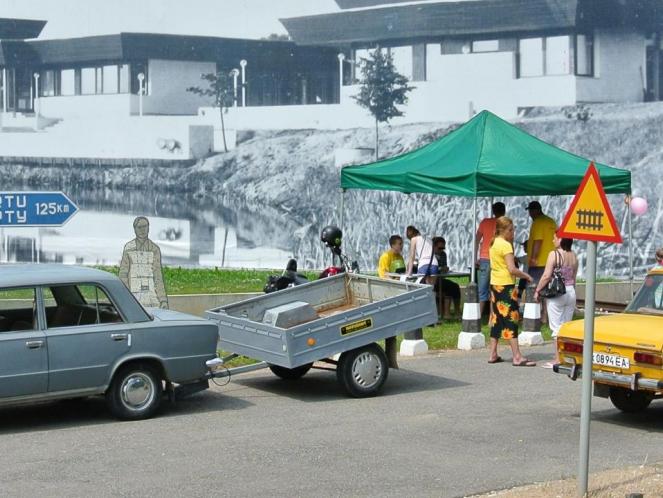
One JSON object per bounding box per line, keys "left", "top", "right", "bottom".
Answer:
{"left": 119, "top": 216, "right": 168, "bottom": 309}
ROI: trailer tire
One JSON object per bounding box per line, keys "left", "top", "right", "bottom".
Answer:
{"left": 269, "top": 363, "right": 313, "bottom": 380}
{"left": 609, "top": 387, "right": 652, "bottom": 413}
{"left": 337, "top": 343, "right": 388, "bottom": 398}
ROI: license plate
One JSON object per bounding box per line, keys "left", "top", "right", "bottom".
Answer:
{"left": 593, "top": 352, "right": 630, "bottom": 369}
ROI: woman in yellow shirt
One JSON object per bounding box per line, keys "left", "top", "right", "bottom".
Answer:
{"left": 488, "top": 216, "right": 534, "bottom": 366}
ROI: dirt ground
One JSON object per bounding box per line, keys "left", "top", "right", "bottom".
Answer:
{"left": 470, "top": 463, "right": 663, "bottom": 497}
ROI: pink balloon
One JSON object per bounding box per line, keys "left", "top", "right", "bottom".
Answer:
{"left": 630, "top": 197, "right": 648, "bottom": 216}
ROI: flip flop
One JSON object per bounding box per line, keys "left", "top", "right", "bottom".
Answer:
{"left": 540, "top": 362, "right": 558, "bottom": 369}
{"left": 487, "top": 356, "right": 504, "bottom": 364}
{"left": 512, "top": 360, "right": 536, "bottom": 367}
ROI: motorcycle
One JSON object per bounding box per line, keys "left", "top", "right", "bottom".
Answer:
{"left": 264, "top": 225, "right": 359, "bottom": 293}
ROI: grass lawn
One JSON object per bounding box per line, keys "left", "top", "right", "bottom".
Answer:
{"left": 96, "top": 266, "right": 471, "bottom": 295}
{"left": 98, "top": 266, "right": 321, "bottom": 294}
{"left": 410, "top": 319, "right": 553, "bottom": 350}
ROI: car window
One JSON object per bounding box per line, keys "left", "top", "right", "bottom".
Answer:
{"left": 0, "top": 288, "right": 37, "bottom": 332}
{"left": 44, "top": 284, "right": 124, "bottom": 328}
{"left": 626, "top": 274, "right": 663, "bottom": 314}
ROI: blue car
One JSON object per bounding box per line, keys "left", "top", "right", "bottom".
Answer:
{"left": 0, "top": 264, "right": 218, "bottom": 420}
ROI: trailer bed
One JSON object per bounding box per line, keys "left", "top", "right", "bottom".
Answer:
{"left": 206, "top": 273, "right": 437, "bottom": 369}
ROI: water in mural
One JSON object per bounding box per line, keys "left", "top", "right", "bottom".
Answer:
{"left": 1, "top": 139, "right": 660, "bottom": 278}
{"left": 1, "top": 183, "right": 655, "bottom": 279}
{"left": 0, "top": 183, "right": 303, "bottom": 269}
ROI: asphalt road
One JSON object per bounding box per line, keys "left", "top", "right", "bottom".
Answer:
{"left": 1, "top": 344, "right": 662, "bottom": 498}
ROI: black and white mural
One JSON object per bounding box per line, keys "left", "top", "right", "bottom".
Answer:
{"left": 1, "top": 1, "right": 661, "bottom": 278}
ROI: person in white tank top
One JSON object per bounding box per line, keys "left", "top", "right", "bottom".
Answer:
{"left": 405, "top": 225, "right": 438, "bottom": 284}
{"left": 535, "top": 233, "right": 578, "bottom": 367}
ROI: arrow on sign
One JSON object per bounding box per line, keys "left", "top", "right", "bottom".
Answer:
{"left": 0, "top": 192, "right": 78, "bottom": 227}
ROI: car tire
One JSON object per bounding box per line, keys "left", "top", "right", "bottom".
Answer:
{"left": 609, "top": 387, "right": 653, "bottom": 413}
{"left": 336, "top": 343, "right": 388, "bottom": 398}
{"left": 106, "top": 363, "right": 162, "bottom": 420}
{"left": 268, "top": 363, "right": 313, "bottom": 380}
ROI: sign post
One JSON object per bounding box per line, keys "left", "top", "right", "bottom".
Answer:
{"left": 0, "top": 192, "right": 78, "bottom": 227}
{"left": 558, "top": 163, "right": 622, "bottom": 497}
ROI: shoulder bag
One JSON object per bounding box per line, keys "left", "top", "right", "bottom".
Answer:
{"left": 539, "top": 250, "right": 566, "bottom": 298}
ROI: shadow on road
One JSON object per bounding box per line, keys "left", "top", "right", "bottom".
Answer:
{"left": 591, "top": 401, "right": 663, "bottom": 433}
{"left": 0, "top": 397, "right": 114, "bottom": 434}
{"left": 232, "top": 366, "right": 469, "bottom": 402}
{"left": 0, "top": 389, "right": 253, "bottom": 434}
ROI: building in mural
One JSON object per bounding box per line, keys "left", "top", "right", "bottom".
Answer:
{"left": 2, "top": 1, "right": 663, "bottom": 141}
{"left": 0, "top": 17, "right": 338, "bottom": 159}
{"left": 281, "top": 0, "right": 663, "bottom": 123}
{"left": 0, "top": 19, "right": 339, "bottom": 119}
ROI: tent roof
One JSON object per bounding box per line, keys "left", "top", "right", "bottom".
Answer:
{"left": 340, "top": 110, "right": 631, "bottom": 197}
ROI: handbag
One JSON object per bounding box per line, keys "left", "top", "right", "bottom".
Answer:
{"left": 539, "top": 250, "right": 566, "bottom": 299}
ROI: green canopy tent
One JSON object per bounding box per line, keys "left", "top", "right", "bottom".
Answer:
{"left": 339, "top": 110, "right": 632, "bottom": 283}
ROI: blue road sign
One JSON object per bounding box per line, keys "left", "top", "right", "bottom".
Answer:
{"left": 0, "top": 192, "right": 78, "bottom": 227}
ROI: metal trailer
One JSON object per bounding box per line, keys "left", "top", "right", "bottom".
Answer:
{"left": 205, "top": 273, "right": 437, "bottom": 397}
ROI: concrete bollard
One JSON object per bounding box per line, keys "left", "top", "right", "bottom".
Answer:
{"left": 400, "top": 328, "right": 428, "bottom": 356}
{"left": 519, "top": 284, "right": 544, "bottom": 346}
{"left": 457, "top": 283, "right": 485, "bottom": 350}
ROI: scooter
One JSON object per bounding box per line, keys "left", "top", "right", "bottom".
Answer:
{"left": 264, "top": 225, "right": 359, "bottom": 293}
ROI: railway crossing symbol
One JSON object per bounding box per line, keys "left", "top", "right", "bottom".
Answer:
{"left": 558, "top": 162, "right": 622, "bottom": 244}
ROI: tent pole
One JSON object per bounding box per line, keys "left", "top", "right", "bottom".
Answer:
{"left": 471, "top": 196, "right": 478, "bottom": 282}
{"left": 339, "top": 188, "right": 345, "bottom": 232}
{"left": 628, "top": 196, "right": 634, "bottom": 300}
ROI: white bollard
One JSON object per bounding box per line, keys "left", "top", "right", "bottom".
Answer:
{"left": 400, "top": 328, "right": 428, "bottom": 356}
{"left": 457, "top": 283, "right": 485, "bottom": 350}
{"left": 519, "top": 284, "right": 544, "bottom": 346}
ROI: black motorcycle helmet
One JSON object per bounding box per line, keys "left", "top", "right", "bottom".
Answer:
{"left": 320, "top": 225, "right": 342, "bottom": 249}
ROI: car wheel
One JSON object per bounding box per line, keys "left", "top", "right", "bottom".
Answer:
{"left": 609, "top": 387, "right": 652, "bottom": 413}
{"left": 336, "top": 343, "right": 388, "bottom": 398}
{"left": 106, "top": 363, "right": 162, "bottom": 420}
{"left": 268, "top": 363, "right": 313, "bottom": 380}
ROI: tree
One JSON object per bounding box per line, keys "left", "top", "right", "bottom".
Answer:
{"left": 187, "top": 71, "right": 236, "bottom": 153}
{"left": 352, "top": 48, "right": 414, "bottom": 160}
{"left": 261, "top": 33, "right": 291, "bottom": 41}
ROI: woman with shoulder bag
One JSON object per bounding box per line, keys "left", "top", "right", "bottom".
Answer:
{"left": 534, "top": 232, "right": 578, "bottom": 368}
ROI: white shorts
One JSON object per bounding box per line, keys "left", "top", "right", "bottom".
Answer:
{"left": 546, "top": 286, "right": 576, "bottom": 337}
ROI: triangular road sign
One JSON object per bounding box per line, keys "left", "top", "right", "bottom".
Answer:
{"left": 558, "top": 162, "right": 623, "bottom": 243}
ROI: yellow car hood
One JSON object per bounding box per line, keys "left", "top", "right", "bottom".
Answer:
{"left": 559, "top": 314, "right": 663, "bottom": 351}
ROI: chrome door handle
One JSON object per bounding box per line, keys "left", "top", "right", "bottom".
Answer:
{"left": 26, "top": 340, "right": 44, "bottom": 349}
{"left": 111, "top": 333, "right": 128, "bottom": 341}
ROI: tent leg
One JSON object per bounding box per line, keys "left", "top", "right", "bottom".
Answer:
{"left": 470, "top": 196, "right": 478, "bottom": 282}
{"left": 339, "top": 188, "right": 345, "bottom": 232}
{"left": 628, "top": 197, "right": 634, "bottom": 299}
{"left": 458, "top": 196, "right": 485, "bottom": 350}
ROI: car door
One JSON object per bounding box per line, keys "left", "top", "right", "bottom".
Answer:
{"left": 0, "top": 287, "right": 48, "bottom": 398}
{"left": 43, "top": 284, "right": 133, "bottom": 393}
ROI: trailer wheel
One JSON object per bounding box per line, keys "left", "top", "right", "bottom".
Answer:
{"left": 337, "top": 343, "right": 388, "bottom": 398}
{"left": 269, "top": 363, "right": 313, "bottom": 380}
{"left": 609, "top": 387, "right": 652, "bottom": 413}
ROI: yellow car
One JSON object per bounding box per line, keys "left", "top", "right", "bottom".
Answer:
{"left": 555, "top": 268, "right": 663, "bottom": 413}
